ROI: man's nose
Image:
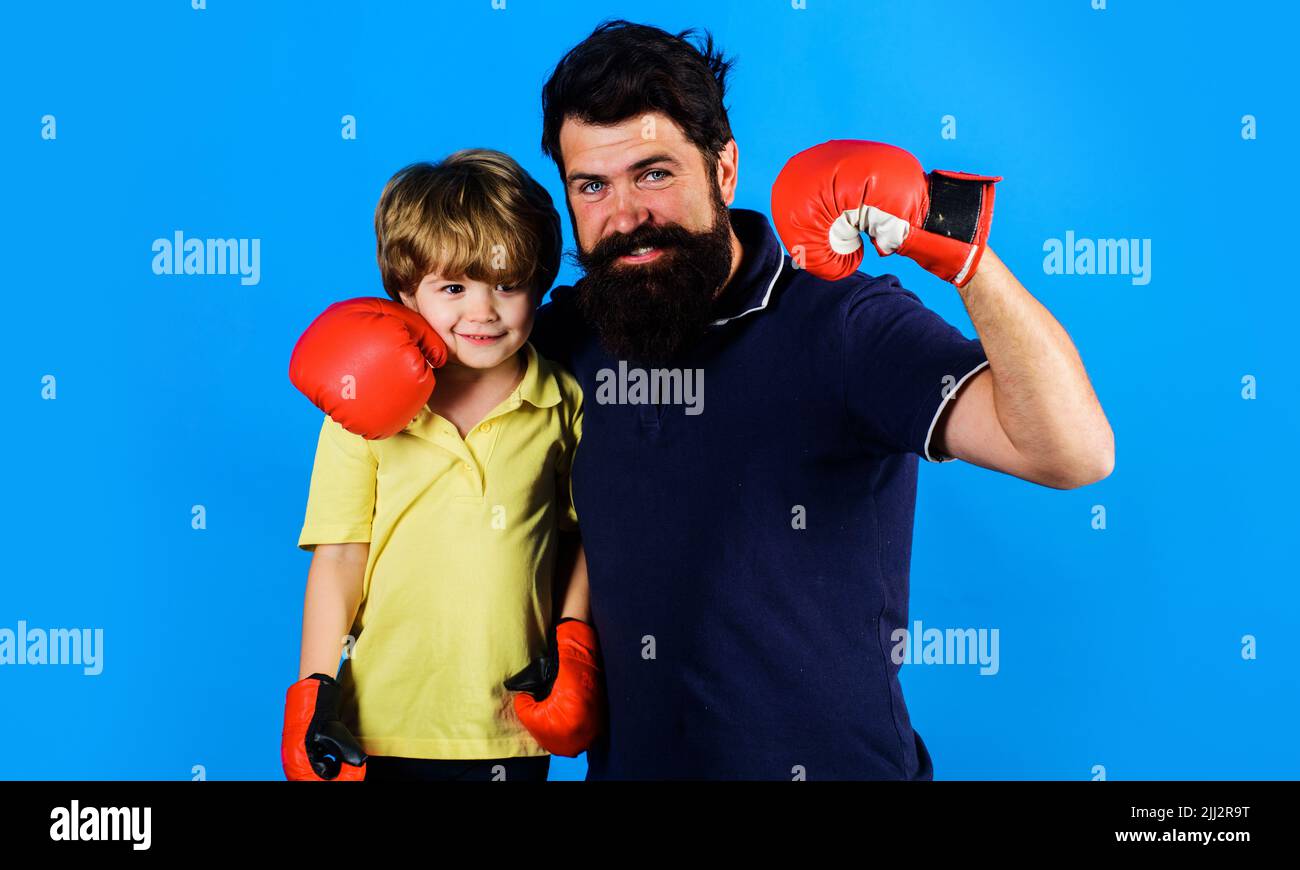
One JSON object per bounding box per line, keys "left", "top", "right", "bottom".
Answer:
{"left": 608, "top": 183, "right": 650, "bottom": 236}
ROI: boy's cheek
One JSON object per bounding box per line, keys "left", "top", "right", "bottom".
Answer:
{"left": 519, "top": 305, "right": 538, "bottom": 332}
{"left": 504, "top": 297, "right": 536, "bottom": 335}
{"left": 413, "top": 295, "right": 457, "bottom": 337}
{"left": 436, "top": 327, "right": 460, "bottom": 351}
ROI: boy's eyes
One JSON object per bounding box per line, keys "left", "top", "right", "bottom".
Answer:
{"left": 437, "top": 283, "right": 520, "bottom": 295}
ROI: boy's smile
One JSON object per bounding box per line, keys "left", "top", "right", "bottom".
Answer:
{"left": 456, "top": 330, "right": 507, "bottom": 345}
{"left": 402, "top": 274, "right": 535, "bottom": 371}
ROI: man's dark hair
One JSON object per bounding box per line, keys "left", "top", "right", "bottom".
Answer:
{"left": 541, "top": 20, "right": 736, "bottom": 177}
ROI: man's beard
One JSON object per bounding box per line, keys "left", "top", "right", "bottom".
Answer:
{"left": 573, "top": 190, "right": 734, "bottom": 366}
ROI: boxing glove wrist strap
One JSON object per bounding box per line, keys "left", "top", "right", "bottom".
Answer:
{"left": 921, "top": 171, "right": 991, "bottom": 244}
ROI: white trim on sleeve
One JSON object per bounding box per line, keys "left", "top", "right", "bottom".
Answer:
{"left": 922, "top": 359, "right": 990, "bottom": 463}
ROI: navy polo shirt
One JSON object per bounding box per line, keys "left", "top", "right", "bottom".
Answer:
{"left": 532, "top": 208, "right": 989, "bottom": 780}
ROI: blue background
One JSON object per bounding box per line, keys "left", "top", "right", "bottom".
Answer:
{"left": 2, "top": 0, "right": 1295, "bottom": 780}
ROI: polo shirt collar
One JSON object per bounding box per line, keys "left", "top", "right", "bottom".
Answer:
{"left": 710, "top": 208, "right": 787, "bottom": 327}
{"left": 405, "top": 341, "right": 561, "bottom": 437}
{"left": 516, "top": 341, "right": 563, "bottom": 409}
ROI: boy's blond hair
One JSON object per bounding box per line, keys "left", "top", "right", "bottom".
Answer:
{"left": 374, "top": 150, "right": 562, "bottom": 302}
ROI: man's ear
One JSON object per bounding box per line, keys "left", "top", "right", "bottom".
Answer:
{"left": 716, "top": 139, "right": 740, "bottom": 206}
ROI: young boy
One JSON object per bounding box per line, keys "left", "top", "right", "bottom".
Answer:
{"left": 282, "top": 151, "right": 601, "bottom": 781}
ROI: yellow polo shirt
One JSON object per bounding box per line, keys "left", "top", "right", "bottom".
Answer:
{"left": 297, "top": 342, "right": 581, "bottom": 759}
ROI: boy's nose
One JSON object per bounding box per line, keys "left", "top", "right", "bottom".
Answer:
{"left": 464, "top": 288, "right": 499, "bottom": 321}
{"left": 465, "top": 304, "right": 498, "bottom": 323}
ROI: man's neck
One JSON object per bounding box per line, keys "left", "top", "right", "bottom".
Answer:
{"left": 713, "top": 228, "right": 746, "bottom": 300}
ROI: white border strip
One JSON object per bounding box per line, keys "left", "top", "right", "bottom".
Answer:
{"left": 922, "top": 358, "right": 990, "bottom": 463}
{"left": 711, "top": 255, "right": 785, "bottom": 326}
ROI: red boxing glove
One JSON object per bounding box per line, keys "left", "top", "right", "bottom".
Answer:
{"left": 504, "top": 618, "right": 604, "bottom": 758}
{"left": 771, "top": 139, "right": 1000, "bottom": 287}
{"left": 281, "top": 673, "right": 367, "bottom": 781}
{"left": 288, "top": 297, "right": 448, "bottom": 440}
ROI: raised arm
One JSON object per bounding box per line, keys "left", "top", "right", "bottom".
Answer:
{"left": 932, "top": 247, "right": 1114, "bottom": 489}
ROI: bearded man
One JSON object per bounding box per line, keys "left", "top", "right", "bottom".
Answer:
{"left": 529, "top": 20, "right": 1113, "bottom": 780}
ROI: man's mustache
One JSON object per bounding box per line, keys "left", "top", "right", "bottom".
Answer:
{"left": 580, "top": 223, "right": 699, "bottom": 265}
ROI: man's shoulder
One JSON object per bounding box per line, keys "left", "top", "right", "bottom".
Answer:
{"left": 777, "top": 266, "right": 924, "bottom": 325}
{"left": 537, "top": 283, "right": 580, "bottom": 321}
{"left": 532, "top": 284, "right": 587, "bottom": 367}
{"left": 794, "top": 266, "right": 918, "bottom": 301}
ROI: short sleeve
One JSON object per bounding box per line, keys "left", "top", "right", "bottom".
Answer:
{"left": 554, "top": 384, "right": 583, "bottom": 531}
{"left": 297, "top": 415, "right": 378, "bottom": 551}
{"left": 843, "top": 273, "right": 989, "bottom": 462}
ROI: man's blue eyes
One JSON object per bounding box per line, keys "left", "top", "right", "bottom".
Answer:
{"left": 581, "top": 169, "right": 670, "bottom": 194}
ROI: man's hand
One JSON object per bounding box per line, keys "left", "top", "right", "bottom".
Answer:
{"left": 771, "top": 140, "right": 1000, "bottom": 287}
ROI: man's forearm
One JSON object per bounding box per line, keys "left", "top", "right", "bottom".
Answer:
{"left": 957, "top": 246, "right": 1114, "bottom": 482}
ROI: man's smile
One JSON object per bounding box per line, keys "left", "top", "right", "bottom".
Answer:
{"left": 618, "top": 246, "right": 666, "bottom": 264}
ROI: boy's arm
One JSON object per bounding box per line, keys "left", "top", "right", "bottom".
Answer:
{"left": 283, "top": 541, "right": 369, "bottom": 781}
{"left": 555, "top": 534, "right": 590, "bottom": 622}
{"left": 505, "top": 536, "right": 603, "bottom": 757}
{"left": 299, "top": 542, "right": 368, "bottom": 679}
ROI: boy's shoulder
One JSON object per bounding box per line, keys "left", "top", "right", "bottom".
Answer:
{"left": 531, "top": 340, "right": 583, "bottom": 411}
{"left": 317, "top": 411, "right": 378, "bottom": 458}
